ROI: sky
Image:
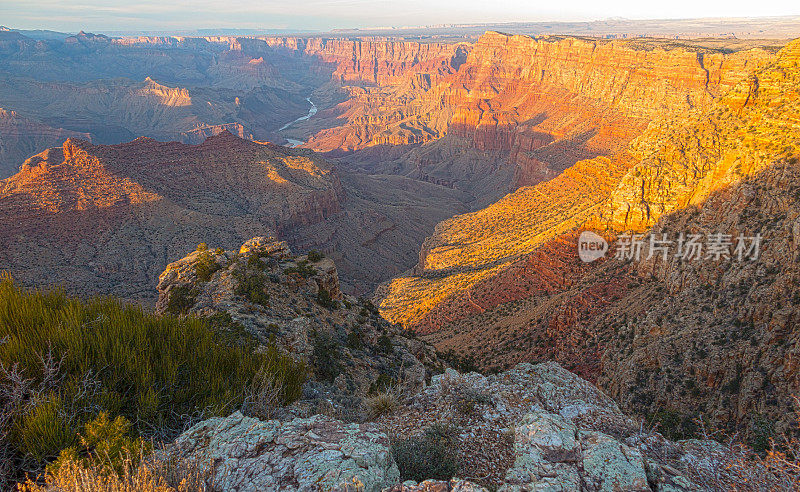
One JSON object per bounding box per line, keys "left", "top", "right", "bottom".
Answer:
{"left": 1, "top": 0, "right": 799, "bottom": 33}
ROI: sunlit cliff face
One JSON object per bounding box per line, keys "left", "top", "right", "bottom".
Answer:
{"left": 377, "top": 37, "right": 800, "bottom": 334}
{"left": 138, "top": 77, "right": 192, "bottom": 107}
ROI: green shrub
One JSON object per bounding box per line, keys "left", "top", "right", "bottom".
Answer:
{"left": 438, "top": 349, "right": 479, "bottom": 373}
{"left": 207, "top": 311, "right": 257, "bottom": 348}
{"left": 316, "top": 288, "right": 338, "bottom": 310}
{"left": 346, "top": 327, "right": 364, "bottom": 351}
{"left": 51, "top": 412, "right": 149, "bottom": 475}
{"left": 453, "top": 387, "right": 492, "bottom": 416}
{"left": 749, "top": 415, "right": 775, "bottom": 453}
{"left": 234, "top": 271, "right": 270, "bottom": 307}
{"left": 306, "top": 250, "right": 324, "bottom": 262}
{"left": 312, "top": 332, "right": 342, "bottom": 383}
{"left": 647, "top": 408, "right": 698, "bottom": 440}
{"left": 165, "top": 285, "right": 197, "bottom": 315}
{"left": 377, "top": 333, "right": 393, "bottom": 354}
{"left": 391, "top": 423, "right": 459, "bottom": 482}
{"left": 194, "top": 251, "right": 220, "bottom": 282}
{"left": 284, "top": 260, "right": 315, "bottom": 278}
{"left": 0, "top": 275, "right": 306, "bottom": 481}
{"left": 16, "top": 396, "right": 77, "bottom": 464}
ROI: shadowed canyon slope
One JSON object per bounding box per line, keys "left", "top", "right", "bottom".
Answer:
{"left": 379, "top": 38, "right": 800, "bottom": 436}
{"left": 0, "top": 132, "right": 465, "bottom": 300}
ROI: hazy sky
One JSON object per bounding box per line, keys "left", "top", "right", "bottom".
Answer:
{"left": 2, "top": 0, "right": 799, "bottom": 32}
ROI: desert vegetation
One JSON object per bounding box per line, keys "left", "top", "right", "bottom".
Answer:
{"left": 0, "top": 275, "right": 306, "bottom": 488}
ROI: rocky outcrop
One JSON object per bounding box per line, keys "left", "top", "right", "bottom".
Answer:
{"left": 156, "top": 236, "right": 442, "bottom": 400}
{"left": 170, "top": 361, "right": 750, "bottom": 491}
{"left": 173, "top": 412, "right": 400, "bottom": 492}
{"left": 179, "top": 122, "right": 253, "bottom": 144}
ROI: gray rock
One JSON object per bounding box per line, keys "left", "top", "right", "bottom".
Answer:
{"left": 580, "top": 430, "right": 650, "bottom": 491}
{"left": 500, "top": 411, "right": 581, "bottom": 492}
{"left": 174, "top": 411, "right": 399, "bottom": 491}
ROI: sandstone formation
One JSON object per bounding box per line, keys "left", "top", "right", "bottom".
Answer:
{"left": 0, "top": 108, "right": 91, "bottom": 178}
{"left": 265, "top": 36, "right": 470, "bottom": 86}
{"left": 378, "top": 38, "right": 800, "bottom": 437}
{"left": 0, "top": 132, "right": 342, "bottom": 301}
{"left": 300, "top": 32, "right": 772, "bottom": 201}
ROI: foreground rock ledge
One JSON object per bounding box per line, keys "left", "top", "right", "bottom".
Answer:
{"left": 174, "top": 412, "right": 400, "bottom": 491}
{"left": 170, "top": 362, "right": 743, "bottom": 491}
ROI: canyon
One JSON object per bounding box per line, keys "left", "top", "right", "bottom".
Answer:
{"left": 0, "top": 132, "right": 465, "bottom": 299}
{"left": 2, "top": 23, "right": 800, "bottom": 443}
{"left": 378, "top": 37, "right": 800, "bottom": 436}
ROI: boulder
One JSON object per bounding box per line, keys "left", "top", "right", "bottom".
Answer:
{"left": 173, "top": 411, "right": 399, "bottom": 492}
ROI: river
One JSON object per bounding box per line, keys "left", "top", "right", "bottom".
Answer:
{"left": 279, "top": 97, "right": 317, "bottom": 147}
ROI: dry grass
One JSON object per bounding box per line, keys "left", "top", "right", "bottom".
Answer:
{"left": 365, "top": 391, "right": 400, "bottom": 419}
{"left": 240, "top": 367, "right": 284, "bottom": 420}
{"left": 19, "top": 451, "right": 212, "bottom": 492}
{"left": 679, "top": 403, "right": 800, "bottom": 491}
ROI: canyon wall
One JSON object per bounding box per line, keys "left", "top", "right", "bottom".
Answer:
{"left": 379, "top": 38, "right": 800, "bottom": 436}
{"left": 264, "top": 36, "right": 469, "bottom": 86}
{"left": 299, "top": 32, "right": 772, "bottom": 199}
{"left": 379, "top": 35, "right": 777, "bottom": 332}
{"left": 0, "top": 30, "right": 329, "bottom": 177}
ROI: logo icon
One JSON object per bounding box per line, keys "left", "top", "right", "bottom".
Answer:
{"left": 578, "top": 231, "right": 608, "bottom": 263}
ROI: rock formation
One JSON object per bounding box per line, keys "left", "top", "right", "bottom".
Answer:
{"left": 173, "top": 412, "right": 400, "bottom": 492}
{"left": 156, "top": 236, "right": 442, "bottom": 402}
{"left": 173, "top": 362, "right": 759, "bottom": 490}
{"left": 0, "top": 108, "right": 92, "bottom": 178}
{"left": 378, "top": 39, "right": 800, "bottom": 437}
{"left": 0, "top": 133, "right": 342, "bottom": 301}
{"left": 300, "top": 32, "right": 772, "bottom": 201}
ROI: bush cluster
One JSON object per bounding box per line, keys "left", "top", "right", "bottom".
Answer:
{"left": 0, "top": 276, "right": 305, "bottom": 486}
{"left": 311, "top": 332, "right": 342, "bottom": 383}
{"left": 194, "top": 251, "right": 220, "bottom": 282}
{"left": 391, "top": 423, "right": 459, "bottom": 482}
{"left": 316, "top": 288, "right": 338, "bottom": 310}
{"left": 306, "top": 250, "right": 324, "bottom": 263}
{"left": 234, "top": 270, "right": 271, "bottom": 307}
{"left": 284, "top": 259, "right": 316, "bottom": 278}
{"left": 165, "top": 285, "right": 198, "bottom": 315}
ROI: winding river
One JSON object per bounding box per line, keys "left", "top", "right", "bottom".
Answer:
{"left": 280, "top": 97, "right": 317, "bottom": 147}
